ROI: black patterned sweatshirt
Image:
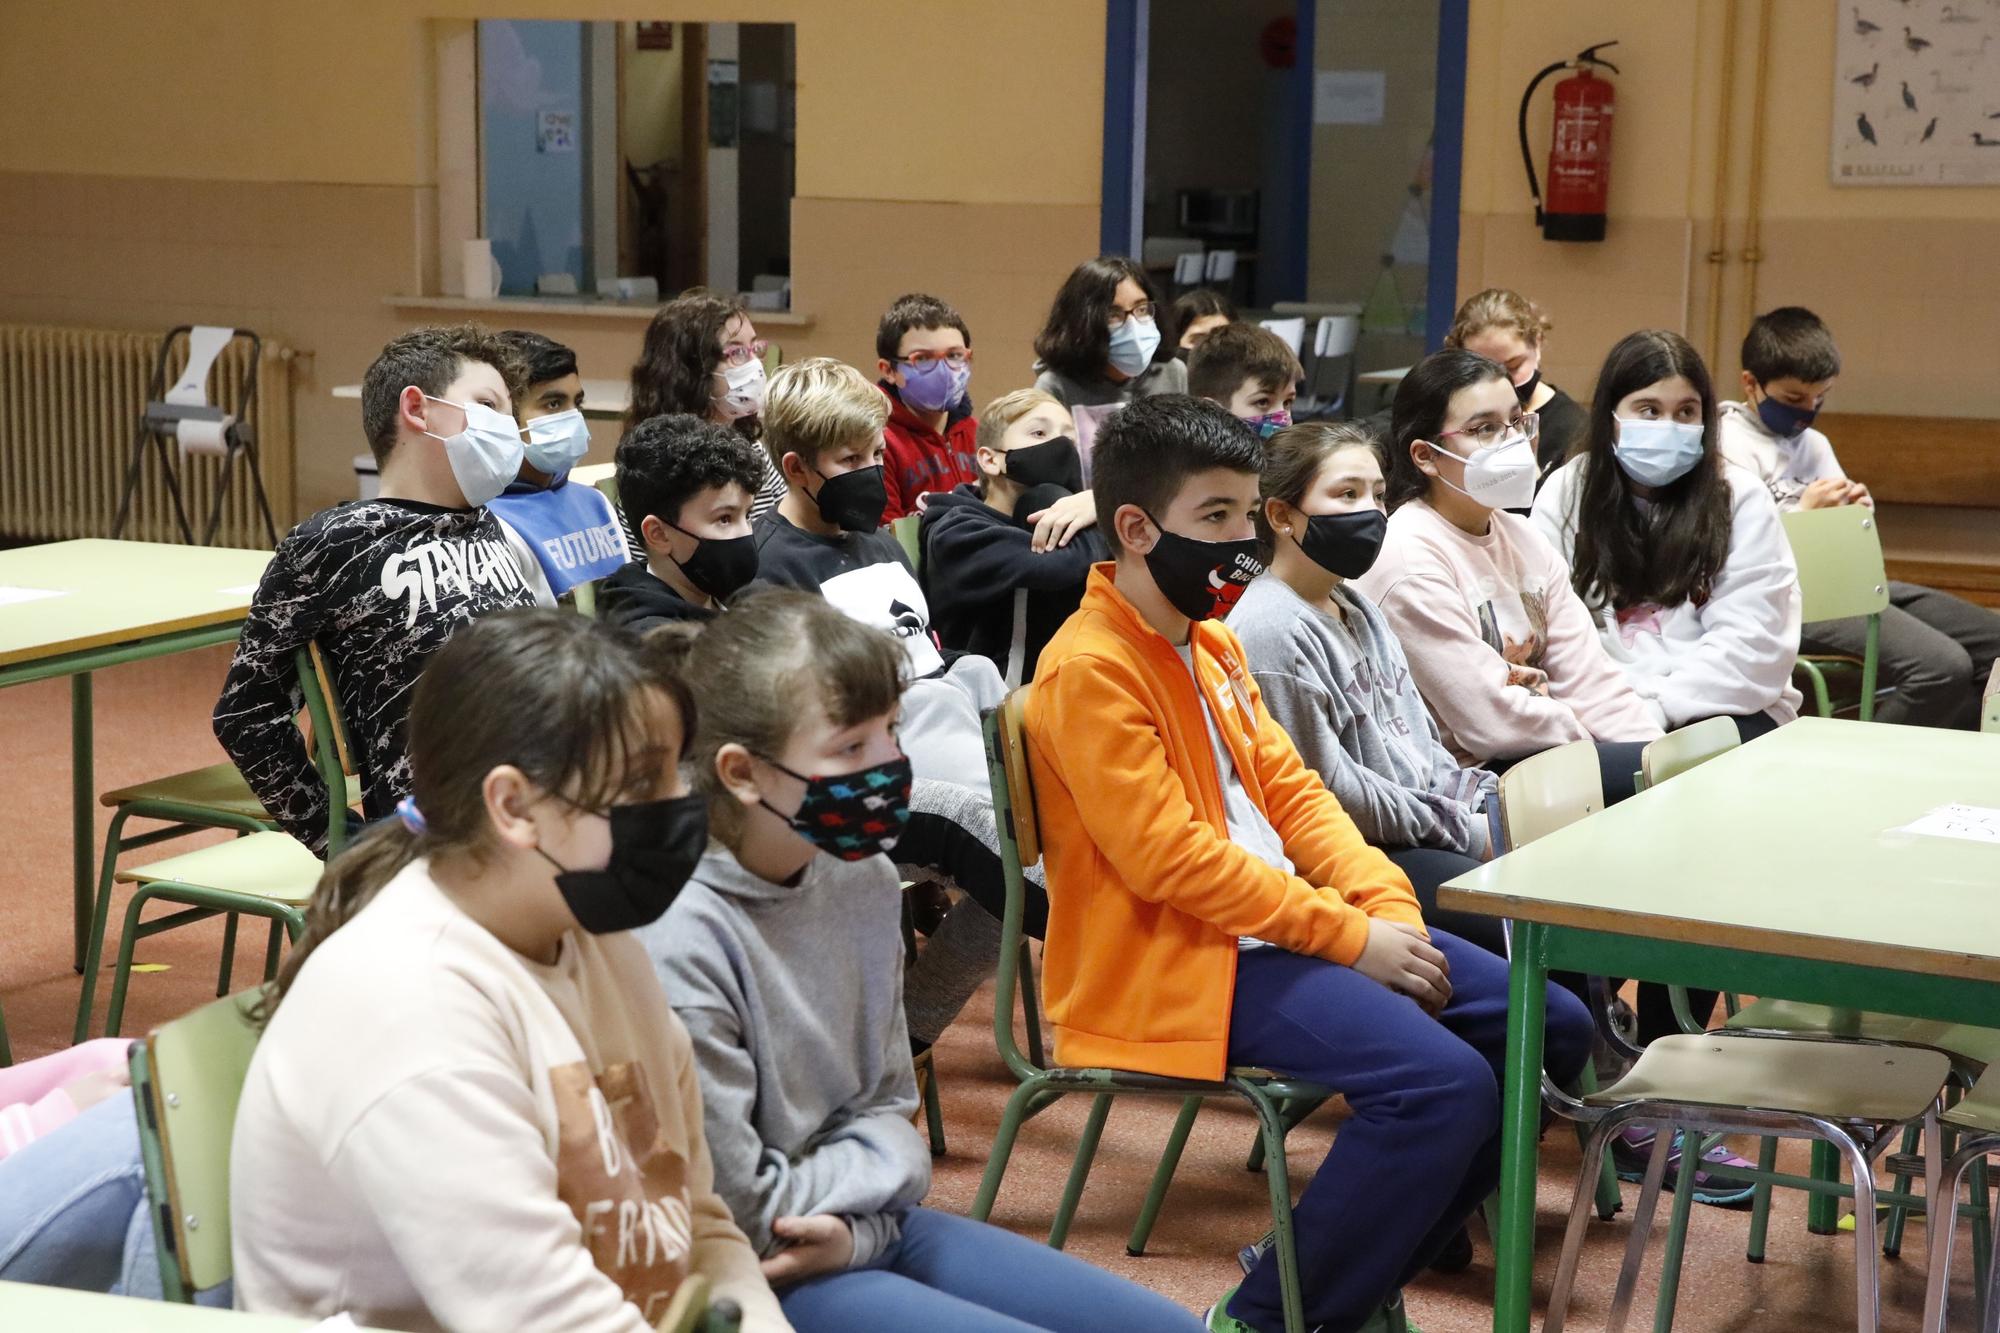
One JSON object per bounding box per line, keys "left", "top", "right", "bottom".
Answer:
{"left": 213, "top": 499, "right": 537, "bottom": 852}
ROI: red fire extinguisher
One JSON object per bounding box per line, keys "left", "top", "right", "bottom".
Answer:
{"left": 1518, "top": 41, "right": 1620, "bottom": 242}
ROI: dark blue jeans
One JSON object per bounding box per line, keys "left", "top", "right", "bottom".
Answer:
{"left": 1224, "top": 930, "right": 1594, "bottom": 1333}
{"left": 778, "top": 1205, "right": 1202, "bottom": 1332}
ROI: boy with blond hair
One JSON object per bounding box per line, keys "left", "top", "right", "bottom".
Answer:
{"left": 920, "top": 388, "right": 1105, "bottom": 685}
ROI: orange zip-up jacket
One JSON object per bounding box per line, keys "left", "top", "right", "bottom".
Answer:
{"left": 1024, "top": 565, "right": 1424, "bottom": 1081}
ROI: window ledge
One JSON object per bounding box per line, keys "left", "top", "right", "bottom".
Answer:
{"left": 383, "top": 295, "right": 814, "bottom": 328}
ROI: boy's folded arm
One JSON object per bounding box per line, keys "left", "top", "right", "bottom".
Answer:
{"left": 928, "top": 516, "right": 1104, "bottom": 593}
{"left": 1038, "top": 658, "right": 1375, "bottom": 965}
{"left": 1240, "top": 671, "right": 1424, "bottom": 932}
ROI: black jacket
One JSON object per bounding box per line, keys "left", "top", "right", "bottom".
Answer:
{"left": 918, "top": 485, "right": 1108, "bottom": 685}
{"left": 596, "top": 560, "right": 719, "bottom": 632}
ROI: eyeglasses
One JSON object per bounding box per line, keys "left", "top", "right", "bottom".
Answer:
{"left": 719, "top": 339, "right": 771, "bottom": 368}
{"left": 1106, "top": 301, "right": 1157, "bottom": 330}
{"left": 897, "top": 349, "right": 974, "bottom": 371}
{"left": 1436, "top": 411, "right": 1540, "bottom": 451}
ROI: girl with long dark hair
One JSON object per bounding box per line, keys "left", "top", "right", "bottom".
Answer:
{"left": 1531, "top": 329, "right": 1801, "bottom": 741}
{"left": 1030, "top": 255, "right": 1185, "bottom": 410}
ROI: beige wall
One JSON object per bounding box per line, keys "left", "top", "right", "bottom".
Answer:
{"left": 0, "top": 1, "right": 1104, "bottom": 519}
{"left": 621, "top": 22, "right": 686, "bottom": 175}
{"left": 1456, "top": 0, "right": 2000, "bottom": 418}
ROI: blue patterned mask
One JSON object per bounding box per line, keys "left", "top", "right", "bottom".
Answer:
{"left": 757, "top": 754, "right": 913, "bottom": 860}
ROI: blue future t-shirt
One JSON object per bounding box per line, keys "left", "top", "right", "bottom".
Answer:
{"left": 487, "top": 477, "right": 629, "bottom": 598}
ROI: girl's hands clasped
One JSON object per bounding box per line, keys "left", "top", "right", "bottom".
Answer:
{"left": 760, "top": 1214, "right": 856, "bottom": 1285}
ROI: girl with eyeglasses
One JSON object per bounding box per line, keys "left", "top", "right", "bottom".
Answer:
{"left": 1030, "top": 255, "right": 1185, "bottom": 414}
{"left": 629, "top": 287, "right": 788, "bottom": 519}
{"left": 1353, "top": 349, "right": 1664, "bottom": 806}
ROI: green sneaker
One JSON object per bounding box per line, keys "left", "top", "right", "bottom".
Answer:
{"left": 1203, "top": 1285, "right": 1256, "bottom": 1333}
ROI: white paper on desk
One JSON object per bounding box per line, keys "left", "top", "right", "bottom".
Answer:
{"left": 0, "top": 586, "right": 66, "bottom": 606}
{"left": 306, "top": 1316, "right": 360, "bottom": 1331}
{"left": 1892, "top": 804, "right": 2000, "bottom": 845}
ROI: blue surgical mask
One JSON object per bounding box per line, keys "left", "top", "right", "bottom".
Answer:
{"left": 522, "top": 408, "right": 590, "bottom": 476}
{"left": 1754, "top": 389, "right": 1818, "bottom": 440}
{"left": 1106, "top": 315, "right": 1161, "bottom": 379}
{"left": 1613, "top": 417, "right": 1707, "bottom": 487}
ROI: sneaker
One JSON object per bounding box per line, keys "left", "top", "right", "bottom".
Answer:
{"left": 1427, "top": 1224, "right": 1474, "bottom": 1275}
{"left": 1204, "top": 1286, "right": 1255, "bottom": 1333}
{"left": 1356, "top": 1291, "right": 1422, "bottom": 1333}
{"left": 1611, "top": 1125, "right": 1759, "bottom": 1208}
{"left": 1237, "top": 1232, "right": 1272, "bottom": 1276}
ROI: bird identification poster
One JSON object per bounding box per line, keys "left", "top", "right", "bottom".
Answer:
{"left": 1835, "top": 1, "right": 2000, "bottom": 185}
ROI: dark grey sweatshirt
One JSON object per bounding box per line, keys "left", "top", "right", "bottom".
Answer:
{"left": 640, "top": 845, "right": 930, "bottom": 1267}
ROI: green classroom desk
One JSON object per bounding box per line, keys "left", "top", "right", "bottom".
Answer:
{"left": 1438, "top": 716, "right": 2000, "bottom": 1333}
{"left": 0, "top": 1282, "right": 386, "bottom": 1329}
{"left": 0, "top": 540, "right": 272, "bottom": 974}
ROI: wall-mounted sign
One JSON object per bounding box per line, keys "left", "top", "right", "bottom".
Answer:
{"left": 1834, "top": 1, "right": 2000, "bottom": 186}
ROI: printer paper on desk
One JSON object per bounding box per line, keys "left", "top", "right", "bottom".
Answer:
{"left": 1892, "top": 804, "right": 2000, "bottom": 845}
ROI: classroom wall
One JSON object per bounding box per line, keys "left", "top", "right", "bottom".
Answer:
{"left": 0, "top": 1, "right": 1105, "bottom": 520}
{"left": 1456, "top": 0, "right": 2000, "bottom": 418}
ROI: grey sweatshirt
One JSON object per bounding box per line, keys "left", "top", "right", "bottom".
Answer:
{"left": 1228, "top": 574, "right": 1497, "bottom": 859}
{"left": 641, "top": 846, "right": 930, "bottom": 1269}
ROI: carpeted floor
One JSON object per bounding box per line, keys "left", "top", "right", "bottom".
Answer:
{"left": 0, "top": 648, "right": 1977, "bottom": 1329}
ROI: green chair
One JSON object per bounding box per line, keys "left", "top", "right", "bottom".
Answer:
{"left": 1782, "top": 505, "right": 1889, "bottom": 721}
{"left": 898, "top": 885, "right": 948, "bottom": 1156}
{"left": 129, "top": 990, "right": 263, "bottom": 1302}
{"left": 972, "top": 690, "right": 1325, "bottom": 1333}
{"left": 890, "top": 513, "right": 921, "bottom": 572}
{"left": 87, "top": 646, "right": 350, "bottom": 1038}
{"left": 1508, "top": 740, "right": 1953, "bottom": 1333}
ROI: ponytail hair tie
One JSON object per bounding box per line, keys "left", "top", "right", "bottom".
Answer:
{"left": 395, "top": 797, "right": 428, "bottom": 836}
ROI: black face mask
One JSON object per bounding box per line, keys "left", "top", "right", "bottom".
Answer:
{"left": 811, "top": 464, "right": 889, "bottom": 533}
{"left": 667, "top": 524, "right": 758, "bottom": 601}
{"left": 1140, "top": 511, "right": 1263, "bottom": 622}
{"left": 538, "top": 795, "right": 709, "bottom": 934}
{"left": 1291, "top": 508, "right": 1388, "bottom": 579}
{"left": 1003, "top": 435, "right": 1084, "bottom": 493}
{"left": 1513, "top": 370, "right": 1542, "bottom": 407}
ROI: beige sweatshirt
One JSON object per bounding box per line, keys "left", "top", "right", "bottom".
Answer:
{"left": 1353, "top": 498, "right": 1665, "bottom": 766}
{"left": 230, "top": 860, "right": 789, "bottom": 1333}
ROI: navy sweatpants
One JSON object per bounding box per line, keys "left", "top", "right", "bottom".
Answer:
{"left": 1223, "top": 930, "right": 1594, "bottom": 1333}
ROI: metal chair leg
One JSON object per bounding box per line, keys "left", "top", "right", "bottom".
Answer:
{"left": 1017, "top": 941, "right": 1045, "bottom": 1070}
{"left": 217, "top": 913, "right": 239, "bottom": 996}
{"left": 1838, "top": 1127, "right": 1884, "bottom": 1333}
{"left": 1884, "top": 1119, "right": 1923, "bottom": 1258}
{"left": 1047, "top": 1093, "right": 1111, "bottom": 1250}
{"left": 972, "top": 1077, "right": 1049, "bottom": 1222}
{"left": 1606, "top": 1119, "right": 1674, "bottom": 1333}
{"left": 919, "top": 1053, "right": 946, "bottom": 1157}
{"left": 1746, "top": 1133, "right": 1781, "bottom": 1262}
{"left": 74, "top": 807, "right": 136, "bottom": 1043}
{"left": 1653, "top": 1128, "right": 1703, "bottom": 1333}
{"left": 1544, "top": 1115, "right": 1620, "bottom": 1333}
{"left": 1248, "top": 1088, "right": 1306, "bottom": 1333}
{"left": 1575, "top": 1061, "right": 1625, "bottom": 1220}
{"left": 262, "top": 917, "right": 286, "bottom": 981}
{"left": 1975, "top": 1155, "right": 1994, "bottom": 1328}
{"left": 1922, "top": 1138, "right": 1989, "bottom": 1333}
{"left": 104, "top": 884, "right": 165, "bottom": 1038}
{"left": 1129, "top": 1096, "right": 1201, "bottom": 1256}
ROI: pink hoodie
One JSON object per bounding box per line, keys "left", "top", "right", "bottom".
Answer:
{"left": 0, "top": 1039, "right": 132, "bottom": 1159}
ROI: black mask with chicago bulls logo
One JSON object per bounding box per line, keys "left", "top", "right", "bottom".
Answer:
{"left": 1139, "top": 510, "right": 1264, "bottom": 622}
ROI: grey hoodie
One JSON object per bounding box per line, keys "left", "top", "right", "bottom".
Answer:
{"left": 641, "top": 845, "right": 930, "bottom": 1268}
{"left": 1228, "top": 573, "right": 1497, "bottom": 858}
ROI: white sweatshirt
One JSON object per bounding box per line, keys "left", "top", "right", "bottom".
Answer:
{"left": 1353, "top": 499, "right": 1665, "bottom": 767}
{"left": 1714, "top": 401, "right": 1846, "bottom": 512}
{"left": 231, "top": 860, "right": 788, "bottom": 1333}
{"left": 1532, "top": 457, "right": 1803, "bottom": 728}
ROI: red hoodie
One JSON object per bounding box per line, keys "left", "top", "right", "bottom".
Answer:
{"left": 879, "top": 383, "right": 979, "bottom": 520}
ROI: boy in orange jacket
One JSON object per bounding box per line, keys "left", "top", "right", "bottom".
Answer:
{"left": 1025, "top": 396, "right": 1592, "bottom": 1333}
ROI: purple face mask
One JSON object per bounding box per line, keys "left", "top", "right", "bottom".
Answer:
{"left": 897, "top": 357, "right": 971, "bottom": 414}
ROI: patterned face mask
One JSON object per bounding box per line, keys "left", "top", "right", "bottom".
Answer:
{"left": 757, "top": 753, "right": 913, "bottom": 861}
